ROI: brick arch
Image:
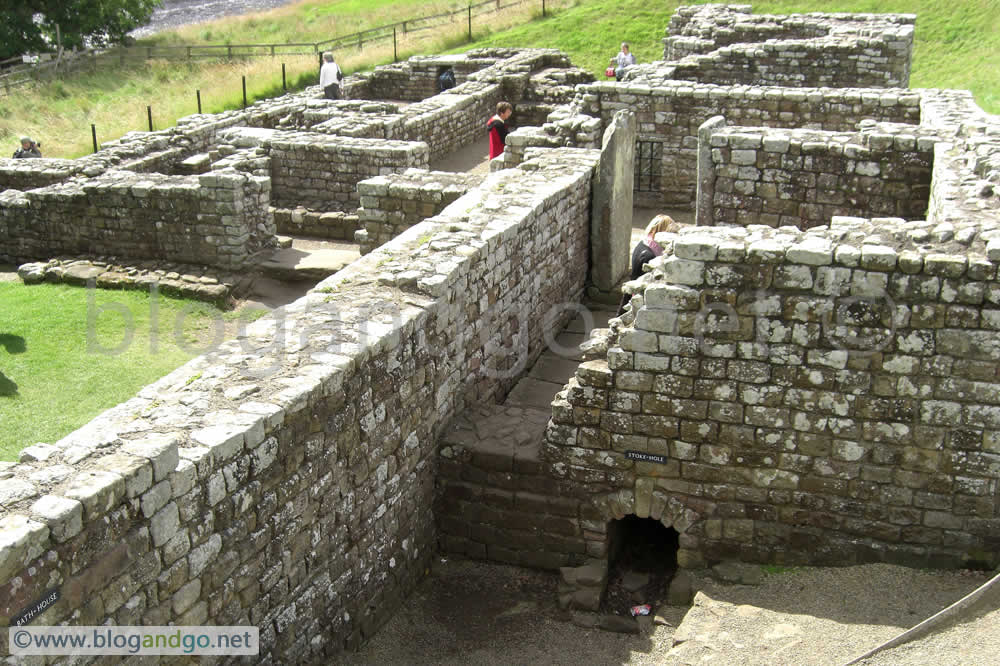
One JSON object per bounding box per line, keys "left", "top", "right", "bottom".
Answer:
{"left": 588, "top": 485, "right": 707, "bottom": 568}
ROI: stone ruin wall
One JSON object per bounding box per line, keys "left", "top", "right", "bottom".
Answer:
{"left": 702, "top": 121, "right": 935, "bottom": 228}
{"left": 554, "top": 82, "right": 922, "bottom": 210}
{"left": 0, "top": 146, "right": 598, "bottom": 661}
{"left": 0, "top": 168, "right": 273, "bottom": 270}
{"left": 357, "top": 169, "right": 481, "bottom": 255}
{"left": 360, "top": 54, "right": 495, "bottom": 102}
{"left": 221, "top": 127, "right": 432, "bottom": 213}
{"left": 0, "top": 48, "right": 584, "bottom": 265}
{"left": 543, "top": 217, "right": 1000, "bottom": 570}
{"left": 517, "top": 3, "right": 918, "bottom": 210}
{"left": 1, "top": 1, "right": 999, "bottom": 654}
{"left": 439, "top": 4, "right": 1000, "bottom": 574}
{"left": 663, "top": 4, "right": 914, "bottom": 88}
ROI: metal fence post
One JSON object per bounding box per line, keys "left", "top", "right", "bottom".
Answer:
{"left": 468, "top": 5, "right": 472, "bottom": 41}
{"left": 393, "top": 28, "right": 398, "bottom": 62}
{"left": 242, "top": 76, "right": 247, "bottom": 108}
{"left": 197, "top": 89, "right": 202, "bottom": 114}
{"left": 282, "top": 63, "right": 287, "bottom": 91}
{"left": 147, "top": 106, "right": 153, "bottom": 131}
{"left": 92, "top": 124, "right": 98, "bottom": 153}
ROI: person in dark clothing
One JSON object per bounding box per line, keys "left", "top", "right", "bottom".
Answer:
{"left": 487, "top": 101, "right": 513, "bottom": 160}
{"left": 438, "top": 68, "right": 456, "bottom": 92}
{"left": 618, "top": 215, "right": 678, "bottom": 315}
{"left": 13, "top": 136, "right": 41, "bottom": 159}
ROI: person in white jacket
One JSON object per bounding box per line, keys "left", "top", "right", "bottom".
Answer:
{"left": 610, "top": 42, "right": 636, "bottom": 81}
{"left": 319, "top": 52, "right": 343, "bottom": 100}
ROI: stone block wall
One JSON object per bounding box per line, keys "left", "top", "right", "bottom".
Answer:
{"left": 704, "top": 125, "right": 935, "bottom": 228}
{"left": 273, "top": 208, "right": 360, "bottom": 240}
{"left": 221, "top": 127, "right": 431, "bottom": 212}
{"left": 435, "top": 405, "right": 589, "bottom": 569}
{"left": 0, "top": 168, "right": 274, "bottom": 270}
{"left": 400, "top": 81, "right": 503, "bottom": 159}
{"left": 663, "top": 4, "right": 914, "bottom": 88}
{"left": 357, "top": 169, "right": 481, "bottom": 254}
{"left": 362, "top": 54, "right": 497, "bottom": 102}
{"left": 544, "top": 217, "right": 1000, "bottom": 570}
{"left": 574, "top": 81, "right": 921, "bottom": 207}
{"left": 0, "top": 159, "right": 86, "bottom": 192}
{"left": 667, "top": 38, "right": 913, "bottom": 89}
{"left": 0, "top": 147, "right": 598, "bottom": 662}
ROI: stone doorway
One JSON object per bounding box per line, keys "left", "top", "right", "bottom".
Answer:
{"left": 601, "top": 515, "right": 679, "bottom": 617}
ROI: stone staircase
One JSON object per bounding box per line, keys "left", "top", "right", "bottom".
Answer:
{"left": 435, "top": 304, "right": 614, "bottom": 566}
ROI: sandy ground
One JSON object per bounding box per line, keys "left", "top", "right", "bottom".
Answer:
{"left": 345, "top": 557, "right": 996, "bottom": 666}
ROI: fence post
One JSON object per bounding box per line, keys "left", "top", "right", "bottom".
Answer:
{"left": 197, "top": 89, "right": 202, "bottom": 114}
{"left": 543, "top": 0, "right": 546, "bottom": 17}
{"left": 242, "top": 76, "right": 247, "bottom": 108}
{"left": 92, "top": 124, "right": 98, "bottom": 153}
{"left": 187, "top": 46, "right": 191, "bottom": 60}
{"left": 393, "top": 28, "right": 398, "bottom": 62}
{"left": 468, "top": 5, "right": 472, "bottom": 41}
{"left": 147, "top": 105, "right": 153, "bottom": 132}
{"left": 227, "top": 45, "right": 232, "bottom": 59}
{"left": 282, "top": 63, "right": 286, "bottom": 91}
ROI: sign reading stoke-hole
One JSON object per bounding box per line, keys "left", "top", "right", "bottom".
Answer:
{"left": 625, "top": 450, "right": 667, "bottom": 465}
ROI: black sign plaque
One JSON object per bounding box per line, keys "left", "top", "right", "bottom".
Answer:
{"left": 625, "top": 450, "right": 667, "bottom": 465}
{"left": 11, "top": 588, "right": 60, "bottom": 627}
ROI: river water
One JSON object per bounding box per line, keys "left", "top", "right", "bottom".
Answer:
{"left": 130, "top": 0, "right": 299, "bottom": 38}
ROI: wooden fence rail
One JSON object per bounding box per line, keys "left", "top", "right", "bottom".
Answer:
{"left": 0, "top": 0, "right": 549, "bottom": 96}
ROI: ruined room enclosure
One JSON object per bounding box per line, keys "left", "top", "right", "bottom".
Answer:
{"left": 0, "top": 48, "right": 594, "bottom": 273}
{"left": 2, "top": 3, "right": 1000, "bottom": 662}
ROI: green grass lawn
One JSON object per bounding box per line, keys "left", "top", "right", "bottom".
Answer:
{"left": 0, "top": 283, "right": 259, "bottom": 461}
{"left": 459, "top": 0, "right": 1000, "bottom": 114}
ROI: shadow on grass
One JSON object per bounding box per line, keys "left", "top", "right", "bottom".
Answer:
{"left": 0, "top": 333, "right": 26, "bottom": 397}
{"left": 0, "top": 334, "right": 26, "bottom": 354}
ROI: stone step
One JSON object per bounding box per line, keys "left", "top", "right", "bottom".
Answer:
{"left": 564, "top": 306, "right": 615, "bottom": 334}
{"left": 439, "top": 403, "right": 550, "bottom": 465}
{"left": 503, "top": 377, "right": 564, "bottom": 410}
{"left": 528, "top": 353, "right": 579, "bottom": 385}
{"left": 259, "top": 243, "right": 359, "bottom": 282}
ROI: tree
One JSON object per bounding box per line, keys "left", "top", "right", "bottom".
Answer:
{"left": 0, "top": 0, "right": 162, "bottom": 61}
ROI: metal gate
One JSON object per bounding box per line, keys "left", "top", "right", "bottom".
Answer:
{"left": 634, "top": 140, "right": 662, "bottom": 192}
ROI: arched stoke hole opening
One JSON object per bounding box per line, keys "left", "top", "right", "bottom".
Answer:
{"left": 601, "top": 515, "right": 680, "bottom": 616}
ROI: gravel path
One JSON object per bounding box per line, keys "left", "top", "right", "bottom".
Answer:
{"left": 130, "top": 0, "right": 299, "bottom": 38}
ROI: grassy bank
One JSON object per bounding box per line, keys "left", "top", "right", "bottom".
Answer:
{"left": 459, "top": 0, "right": 1000, "bottom": 113}
{"left": 0, "top": 0, "right": 571, "bottom": 158}
{"left": 3, "top": 0, "right": 996, "bottom": 158}
{"left": 0, "top": 282, "right": 262, "bottom": 461}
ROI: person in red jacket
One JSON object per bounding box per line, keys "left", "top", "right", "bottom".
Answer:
{"left": 487, "top": 101, "right": 513, "bottom": 160}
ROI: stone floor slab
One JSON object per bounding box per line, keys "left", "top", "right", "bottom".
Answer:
{"left": 528, "top": 353, "right": 580, "bottom": 385}
{"left": 503, "top": 377, "right": 565, "bottom": 410}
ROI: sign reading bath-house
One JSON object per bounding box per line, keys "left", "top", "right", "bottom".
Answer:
{"left": 625, "top": 451, "right": 668, "bottom": 465}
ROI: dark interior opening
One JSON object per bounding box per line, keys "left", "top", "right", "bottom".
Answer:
{"left": 602, "top": 515, "right": 680, "bottom": 616}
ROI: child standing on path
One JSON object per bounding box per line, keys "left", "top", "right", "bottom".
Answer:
{"left": 487, "top": 102, "right": 513, "bottom": 160}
